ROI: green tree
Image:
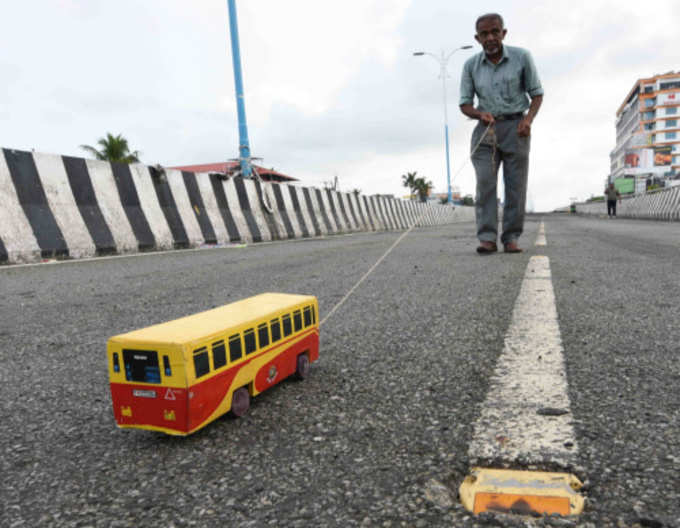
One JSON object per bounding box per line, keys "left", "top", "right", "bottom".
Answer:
{"left": 462, "top": 195, "right": 474, "bottom": 206}
{"left": 413, "top": 177, "right": 432, "bottom": 203}
{"left": 80, "top": 133, "right": 141, "bottom": 163}
{"left": 401, "top": 171, "right": 418, "bottom": 198}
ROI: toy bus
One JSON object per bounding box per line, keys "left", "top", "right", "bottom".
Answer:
{"left": 107, "top": 293, "right": 319, "bottom": 435}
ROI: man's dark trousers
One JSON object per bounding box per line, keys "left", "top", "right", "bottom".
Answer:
{"left": 471, "top": 117, "right": 529, "bottom": 244}
{"left": 607, "top": 200, "right": 616, "bottom": 216}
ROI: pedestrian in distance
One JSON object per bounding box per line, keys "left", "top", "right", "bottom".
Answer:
{"left": 605, "top": 182, "right": 622, "bottom": 217}
{"left": 459, "top": 13, "right": 544, "bottom": 254}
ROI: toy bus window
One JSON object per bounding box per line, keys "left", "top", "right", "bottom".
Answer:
{"left": 303, "top": 306, "right": 312, "bottom": 327}
{"left": 229, "top": 334, "right": 242, "bottom": 362}
{"left": 282, "top": 314, "right": 292, "bottom": 337}
{"left": 193, "top": 347, "right": 210, "bottom": 379}
{"left": 293, "top": 310, "right": 302, "bottom": 332}
{"left": 212, "top": 340, "right": 227, "bottom": 370}
{"left": 244, "top": 329, "right": 256, "bottom": 355}
{"left": 112, "top": 352, "right": 120, "bottom": 373}
{"left": 163, "top": 355, "right": 172, "bottom": 377}
{"left": 311, "top": 305, "right": 316, "bottom": 324}
{"left": 270, "top": 318, "right": 281, "bottom": 342}
{"left": 258, "top": 323, "right": 269, "bottom": 348}
{"left": 123, "top": 349, "right": 161, "bottom": 384}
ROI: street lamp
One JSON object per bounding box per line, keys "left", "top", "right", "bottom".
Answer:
{"left": 227, "top": 0, "right": 253, "bottom": 178}
{"left": 414, "top": 45, "right": 473, "bottom": 204}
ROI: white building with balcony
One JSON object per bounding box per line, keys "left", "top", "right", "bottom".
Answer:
{"left": 609, "top": 72, "right": 680, "bottom": 194}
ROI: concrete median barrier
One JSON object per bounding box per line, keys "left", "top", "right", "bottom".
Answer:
{"left": 0, "top": 147, "right": 475, "bottom": 265}
{"left": 573, "top": 186, "right": 680, "bottom": 221}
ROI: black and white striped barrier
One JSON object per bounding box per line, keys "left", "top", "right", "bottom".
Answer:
{"left": 573, "top": 186, "right": 680, "bottom": 221}
{"left": 0, "top": 148, "right": 474, "bottom": 265}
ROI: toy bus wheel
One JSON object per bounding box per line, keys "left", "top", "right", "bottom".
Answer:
{"left": 230, "top": 387, "right": 250, "bottom": 417}
{"left": 295, "top": 353, "right": 310, "bottom": 380}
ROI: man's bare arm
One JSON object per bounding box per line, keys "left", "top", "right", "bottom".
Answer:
{"left": 518, "top": 94, "right": 543, "bottom": 137}
{"left": 460, "top": 104, "right": 495, "bottom": 125}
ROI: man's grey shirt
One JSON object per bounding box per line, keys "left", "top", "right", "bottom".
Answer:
{"left": 459, "top": 45, "right": 543, "bottom": 116}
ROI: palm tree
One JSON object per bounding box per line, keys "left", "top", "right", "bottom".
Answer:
{"left": 80, "top": 133, "right": 141, "bottom": 163}
{"left": 413, "top": 177, "right": 433, "bottom": 203}
{"left": 401, "top": 171, "right": 418, "bottom": 198}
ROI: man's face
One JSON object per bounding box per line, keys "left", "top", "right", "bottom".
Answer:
{"left": 475, "top": 17, "right": 506, "bottom": 57}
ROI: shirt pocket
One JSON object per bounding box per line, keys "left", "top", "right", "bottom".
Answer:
{"left": 501, "top": 74, "right": 521, "bottom": 102}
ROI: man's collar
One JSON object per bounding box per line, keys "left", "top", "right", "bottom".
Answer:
{"left": 482, "top": 45, "right": 508, "bottom": 65}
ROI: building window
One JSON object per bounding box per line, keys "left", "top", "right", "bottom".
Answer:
{"left": 644, "top": 86, "right": 654, "bottom": 93}
{"left": 644, "top": 111, "right": 655, "bottom": 120}
{"left": 644, "top": 123, "right": 655, "bottom": 131}
{"left": 660, "top": 81, "right": 680, "bottom": 90}
{"left": 667, "top": 107, "right": 677, "bottom": 115}
{"left": 645, "top": 99, "right": 655, "bottom": 108}
{"left": 666, "top": 132, "right": 677, "bottom": 140}
{"left": 667, "top": 120, "right": 678, "bottom": 128}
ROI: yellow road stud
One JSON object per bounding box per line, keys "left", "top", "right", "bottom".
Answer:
{"left": 459, "top": 468, "right": 584, "bottom": 516}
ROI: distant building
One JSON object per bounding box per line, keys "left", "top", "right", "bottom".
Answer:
{"left": 609, "top": 71, "right": 680, "bottom": 194}
{"left": 168, "top": 161, "right": 298, "bottom": 183}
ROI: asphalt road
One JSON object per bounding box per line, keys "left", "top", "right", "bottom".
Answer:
{"left": 1, "top": 215, "right": 678, "bottom": 527}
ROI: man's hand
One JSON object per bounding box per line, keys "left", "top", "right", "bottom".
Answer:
{"left": 517, "top": 117, "right": 532, "bottom": 137}
{"left": 479, "top": 112, "right": 495, "bottom": 125}
{"left": 460, "top": 104, "right": 495, "bottom": 125}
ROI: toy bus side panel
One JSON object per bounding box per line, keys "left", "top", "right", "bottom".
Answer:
{"left": 254, "top": 331, "right": 319, "bottom": 393}
{"left": 186, "top": 328, "right": 319, "bottom": 434}
{"left": 186, "top": 367, "right": 240, "bottom": 432}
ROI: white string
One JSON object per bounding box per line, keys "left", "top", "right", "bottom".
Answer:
{"left": 319, "top": 215, "right": 424, "bottom": 327}
{"left": 319, "top": 122, "right": 493, "bottom": 328}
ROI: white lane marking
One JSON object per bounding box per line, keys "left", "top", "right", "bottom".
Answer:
{"left": 535, "top": 221, "right": 547, "bottom": 246}
{"left": 468, "top": 256, "right": 578, "bottom": 468}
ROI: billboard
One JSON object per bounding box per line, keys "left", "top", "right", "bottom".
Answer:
{"left": 614, "top": 178, "right": 635, "bottom": 194}
{"left": 624, "top": 148, "right": 653, "bottom": 171}
{"left": 658, "top": 92, "right": 678, "bottom": 106}
{"left": 624, "top": 152, "right": 640, "bottom": 168}
{"left": 654, "top": 146, "right": 673, "bottom": 166}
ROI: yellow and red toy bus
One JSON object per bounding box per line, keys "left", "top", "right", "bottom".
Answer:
{"left": 107, "top": 293, "right": 319, "bottom": 435}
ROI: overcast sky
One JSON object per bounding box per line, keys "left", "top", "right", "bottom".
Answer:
{"left": 2, "top": 1, "right": 678, "bottom": 211}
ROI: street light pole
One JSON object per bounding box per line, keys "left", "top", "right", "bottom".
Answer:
{"left": 414, "top": 46, "right": 472, "bottom": 203}
{"left": 227, "top": 0, "right": 252, "bottom": 178}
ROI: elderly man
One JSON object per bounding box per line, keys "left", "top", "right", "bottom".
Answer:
{"left": 459, "top": 13, "right": 543, "bottom": 254}
{"left": 605, "top": 182, "right": 622, "bottom": 217}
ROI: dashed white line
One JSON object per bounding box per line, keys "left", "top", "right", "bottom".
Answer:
{"left": 535, "top": 221, "right": 547, "bottom": 246}
{"left": 467, "top": 255, "right": 578, "bottom": 469}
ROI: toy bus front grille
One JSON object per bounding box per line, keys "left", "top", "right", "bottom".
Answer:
{"left": 122, "top": 349, "right": 161, "bottom": 384}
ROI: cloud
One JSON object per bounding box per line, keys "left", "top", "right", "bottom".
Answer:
{"left": 1, "top": 0, "right": 678, "bottom": 211}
